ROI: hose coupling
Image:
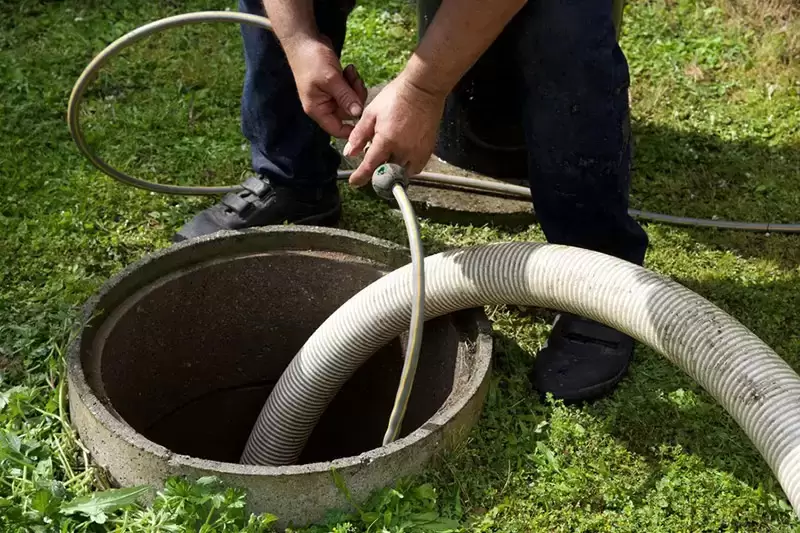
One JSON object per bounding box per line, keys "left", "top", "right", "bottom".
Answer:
{"left": 372, "top": 163, "right": 410, "bottom": 200}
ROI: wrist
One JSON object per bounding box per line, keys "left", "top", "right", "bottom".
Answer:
{"left": 280, "top": 30, "right": 321, "bottom": 54}
{"left": 399, "top": 54, "right": 453, "bottom": 100}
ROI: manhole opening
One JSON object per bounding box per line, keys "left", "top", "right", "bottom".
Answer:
{"left": 89, "top": 251, "right": 462, "bottom": 464}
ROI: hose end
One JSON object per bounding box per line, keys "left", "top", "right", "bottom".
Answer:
{"left": 372, "top": 163, "right": 409, "bottom": 200}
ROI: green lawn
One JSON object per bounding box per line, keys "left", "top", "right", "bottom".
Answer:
{"left": 1, "top": 0, "right": 799, "bottom": 531}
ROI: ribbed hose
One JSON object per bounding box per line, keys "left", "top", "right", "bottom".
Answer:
{"left": 239, "top": 242, "right": 800, "bottom": 518}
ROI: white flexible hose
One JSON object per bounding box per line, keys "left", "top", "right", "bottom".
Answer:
{"left": 240, "top": 242, "right": 800, "bottom": 518}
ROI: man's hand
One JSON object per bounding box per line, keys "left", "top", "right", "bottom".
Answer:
{"left": 344, "top": 75, "right": 446, "bottom": 187}
{"left": 284, "top": 37, "right": 368, "bottom": 139}
{"left": 340, "top": 0, "right": 526, "bottom": 187}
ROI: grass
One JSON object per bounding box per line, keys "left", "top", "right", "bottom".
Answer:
{"left": 1, "top": 0, "right": 799, "bottom": 530}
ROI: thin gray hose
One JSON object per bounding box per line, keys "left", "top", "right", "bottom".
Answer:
{"left": 363, "top": 171, "right": 800, "bottom": 233}
{"left": 240, "top": 242, "right": 800, "bottom": 519}
{"left": 67, "top": 12, "right": 274, "bottom": 195}
{"left": 68, "top": 11, "right": 800, "bottom": 234}
{"left": 382, "top": 183, "right": 425, "bottom": 446}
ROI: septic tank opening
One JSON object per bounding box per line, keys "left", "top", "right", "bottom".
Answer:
{"left": 89, "top": 250, "right": 461, "bottom": 464}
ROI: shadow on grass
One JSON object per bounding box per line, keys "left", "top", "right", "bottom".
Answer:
{"left": 630, "top": 121, "right": 800, "bottom": 269}
{"left": 630, "top": 121, "right": 800, "bottom": 224}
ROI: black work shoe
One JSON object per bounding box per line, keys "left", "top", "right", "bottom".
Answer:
{"left": 173, "top": 176, "right": 341, "bottom": 242}
{"left": 530, "top": 313, "right": 634, "bottom": 404}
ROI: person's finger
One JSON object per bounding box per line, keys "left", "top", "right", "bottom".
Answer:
{"left": 303, "top": 99, "right": 354, "bottom": 138}
{"left": 325, "top": 71, "right": 364, "bottom": 118}
{"left": 349, "top": 136, "right": 393, "bottom": 187}
{"left": 408, "top": 156, "right": 428, "bottom": 178}
{"left": 343, "top": 112, "right": 375, "bottom": 157}
{"left": 408, "top": 146, "right": 435, "bottom": 176}
{"left": 335, "top": 100, "right": 362, "bottom": 120}
{"left": 336, "top": 107, "right": 354, "bottom": 120}
{"left": 315, "top": 112, "right": 354, "bottom": 139}
{"left": 343, "top": 64, "right": 358, "bottom": 89}
{"left": 344, "top": 64, "right": 368, "bottom": 105}
{"left": 354, "top": 77, "right": 368, "bottom": 106}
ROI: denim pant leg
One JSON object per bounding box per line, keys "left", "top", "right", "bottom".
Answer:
{"left": 510, "top": 0, "right": 648, "bottom": 265}
{"left": 238, "top": 0, "right": 352, "bottom": 190}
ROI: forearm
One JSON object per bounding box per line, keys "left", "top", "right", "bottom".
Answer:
{"left": 261, "top": 0, "right": 318, "bottom": 48}
{"left": 402, "top": 0, "right": 527, "bottom": 96}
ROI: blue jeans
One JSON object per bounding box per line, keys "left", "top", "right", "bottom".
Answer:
{"left": 239, "top": 0, "right": 648, "bottom": 265}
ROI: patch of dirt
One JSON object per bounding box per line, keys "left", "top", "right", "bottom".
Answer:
{"left": 0, "top": 353, "right": 23, "bottom": 377}
{"left": 685, "top": 63, "right": 707, "bottom": 82}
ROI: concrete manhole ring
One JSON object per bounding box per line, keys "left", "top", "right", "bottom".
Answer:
{"left": 67, "top": 226, "right": 493, "bottom": 527}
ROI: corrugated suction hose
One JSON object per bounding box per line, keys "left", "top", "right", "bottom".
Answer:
{"left": 241, "top": 240, "right": 800, "bottom": 518}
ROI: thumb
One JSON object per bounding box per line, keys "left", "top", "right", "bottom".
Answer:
{"left": 327, "top": 73, "right": 363, "bottom": 118}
